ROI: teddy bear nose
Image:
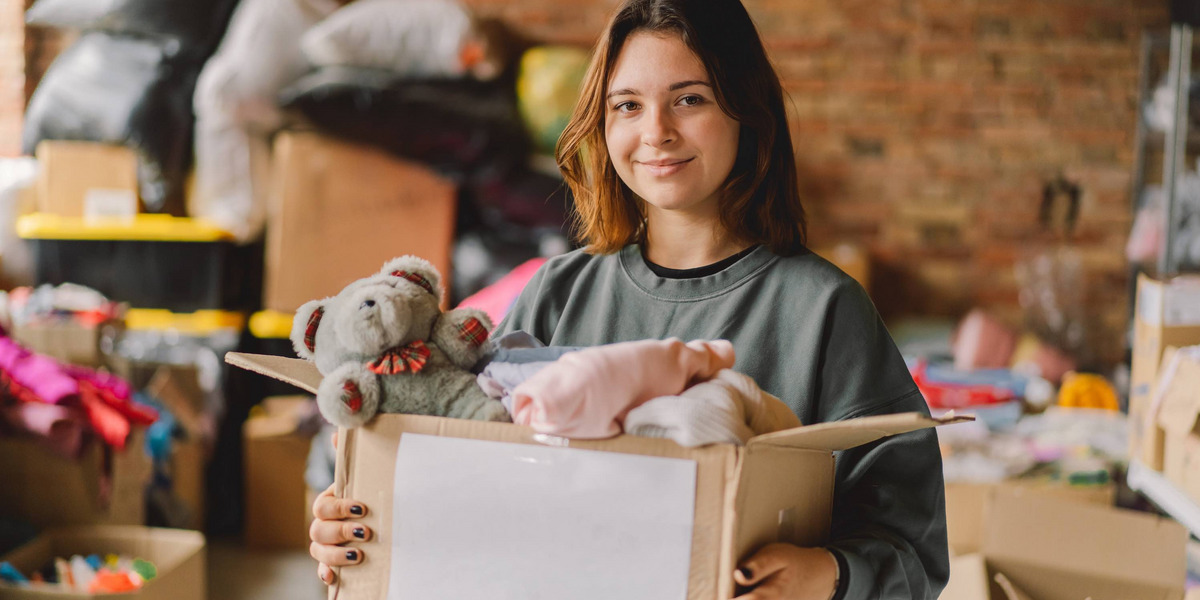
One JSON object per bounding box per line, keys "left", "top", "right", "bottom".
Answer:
{"left": 361, "top": 300, "right": 376, "bottom": 309}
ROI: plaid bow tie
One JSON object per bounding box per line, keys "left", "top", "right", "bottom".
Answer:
{"left": 367, "top": 340, "right": 431, "bottom": 375}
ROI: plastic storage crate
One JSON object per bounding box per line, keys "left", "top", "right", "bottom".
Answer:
{"left": 17, "top": 213, "right": 263, "bottom": 312}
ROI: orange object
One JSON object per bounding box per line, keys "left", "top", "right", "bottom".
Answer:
{"left": 88, "top": 570, "right": 140, "bottom": 593}
{"left": 1057, "top": 372, "right": 1119, "bottom": 411}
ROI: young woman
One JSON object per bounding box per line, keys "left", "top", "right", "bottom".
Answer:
{"left": 310, "top": 1, "right": 949, "bottom": 598}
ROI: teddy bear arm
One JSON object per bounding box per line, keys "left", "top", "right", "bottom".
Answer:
{"left": 431, "top": 308, "right": 494, "bottom": 370}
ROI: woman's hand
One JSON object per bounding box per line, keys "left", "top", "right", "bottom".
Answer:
{"left": 309, "top": 432, "right": 370, "bottom": 585}
{"left": 733, "top": 544, "right": 839, "bottom": 600}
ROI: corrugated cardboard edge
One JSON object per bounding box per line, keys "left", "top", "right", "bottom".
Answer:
{"left": 747, "top": 412, "right": 974, "bottom": 452}
{"left": 226, "top": 353, "right": 319, "bottom": 394}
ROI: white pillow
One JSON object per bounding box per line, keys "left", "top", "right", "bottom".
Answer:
{"left": 301, "top": 0, "right": 474, "bottom": 77}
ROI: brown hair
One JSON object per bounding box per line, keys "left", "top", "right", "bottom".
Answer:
{"left": 555, "top": 0, "right": 807, "bottom": 255}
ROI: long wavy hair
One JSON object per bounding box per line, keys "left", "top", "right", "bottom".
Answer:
{"left": 555, "top": 0, "right": 807, "bottom": 255}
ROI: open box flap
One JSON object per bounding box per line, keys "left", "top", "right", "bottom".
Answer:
{"left": 226, "top": 352, "right": 320, "bottom": 394}
{"left": 747, "top": 412, "right": 974, "bottom": 452}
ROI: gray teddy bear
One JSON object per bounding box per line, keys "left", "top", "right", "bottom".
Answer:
{"left": 290, "top": 255, "right": 511, "bottom": 428}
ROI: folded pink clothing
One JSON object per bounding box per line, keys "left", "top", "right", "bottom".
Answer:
{"left": 0, "top": 335, "right": 78, "bottom": 404}
{"left": 509, "top": 338, "right": 736, "bottom": 438}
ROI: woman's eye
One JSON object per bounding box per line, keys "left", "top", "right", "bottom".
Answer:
{"left": 614, "top": 101, "right": 639, "bottom": 113}
{"left": 680, "top": 95, "right": 704, "bottom": 107}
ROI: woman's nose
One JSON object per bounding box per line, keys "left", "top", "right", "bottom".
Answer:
{"left": 642, "top": 107, "right": 676, "bottom": 147}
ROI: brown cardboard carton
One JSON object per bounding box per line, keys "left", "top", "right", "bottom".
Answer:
{"left": 940, "top": 488, "right": 1186, "bottom": 600}
{"left": 1155, "top": 347, "right": 1200, "bottom": 502}
{"left": 0, "top": 526, "right": 206, "bottom": 600}
{"left": 0, "top": 429, "right": 152, "bottom": 529}
{"left": 34, "top": 141, "right": 139, "bottom": 218}
{"left": 944, "top": 480, "right": 1115, "bottom": 557}
{"left": 226, "top": 352, "right": 972, "bottom": 600}
{"left": 1130, "top": 274, "right": 1200, "bottom": 471}
{"left": 264, "top": 131, "right": 456, "bottom": 313}
{"left": 11, "top": 319, "right": 123, "bottom": 368}
{"left": 243, "top": 395, "right": 317, "bottom": 549}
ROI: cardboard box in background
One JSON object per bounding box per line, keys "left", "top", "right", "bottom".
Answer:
{"left": 0, "top": 526, "right": 205, "bottom": 600}
{"left": 813, "top": 243, "right": 870, "bottom": 293}
{"left": 1155, "top": 347, "right": 1200, "bottom": 503}
{"left": 940, "top": 488, "right": 1186, "bottom": 600}
{"left": 35, "top": 141, "right": 139, "bottom": 218}
{"left": 11, "top": 318, "right": 124, "bottom": 369}
{"left": 227, "top": 352, "right": 970, "bottom": 600}
{"left": 944, "top": 480, "right": 1115, "bottom": 557}
{"left": 243, "top": 395, "right": 317, "bottom": 549}
{"left": 0, "top": 429, "right": 151, "bottom": 529}
{"left": 264, "top": 131, "right": 456, "bottom": 313}
{"left": 1129, "top": 274, "right": 1200, "bottom": 471}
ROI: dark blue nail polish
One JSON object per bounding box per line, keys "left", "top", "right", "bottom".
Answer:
{"left": 349, "top": 505, "right": 364, "bottom": 516}
{"left": 346, "top": 550, "right": 358, "bottom": 561}
{"left": 353, "top": 527, "right": 365, "bottom": 539}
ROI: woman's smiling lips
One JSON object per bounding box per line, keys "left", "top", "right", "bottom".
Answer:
{"left": 637, "top": 157, "right": 693, "bottom": 176}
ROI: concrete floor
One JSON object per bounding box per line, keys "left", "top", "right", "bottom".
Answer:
{"left": 207, "top": 540, "right": 325, "bottom": 600}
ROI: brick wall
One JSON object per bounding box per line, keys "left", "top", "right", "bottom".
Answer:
{"left": 2, "top": 0, "right": 1173, "bottom": 362}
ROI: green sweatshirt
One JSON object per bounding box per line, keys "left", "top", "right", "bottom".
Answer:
{"left": 496, "top": 244, "right": 949, "bottom": 600}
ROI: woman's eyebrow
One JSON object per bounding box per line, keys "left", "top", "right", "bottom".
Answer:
{"left": 606, "top": 80, "right": 712, "bottom": 100}
{"left": 668, "top": 80, "right": 711, "bottom": 91}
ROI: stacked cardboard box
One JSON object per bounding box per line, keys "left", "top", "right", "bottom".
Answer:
{"left": 34, "top": 141, "right": 140, "bottom": 218}
{"left": 264, "top": 131, "right": 457, "bottom": 313}
{"left": 1129, "top": 274, "right": 1200, "bottom": 471}
{"left": 242, "top": 395, "right": 318, "bottom": 549}
{"left": 1155, "top": 347, "right": 1200, "bottom": 502}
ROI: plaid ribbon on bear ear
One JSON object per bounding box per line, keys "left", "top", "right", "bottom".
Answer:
{"left": 342, "top": 380, "right": 363, "bottom": 414}
{"left": 456, "top": 317, "right": 489, "bottom": 347}
{"left": 391, "top": 270, "right": 436, "bottom": 296}
{"left": 304, "top": 307, "right": 324, "bottom": 353}
{"left": 368, "top": 340, "right": 431, "bottom": 375}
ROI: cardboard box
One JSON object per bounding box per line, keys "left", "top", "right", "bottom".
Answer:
{"left": 264, "top": 131, "right": 456, "bottom": 313}
{"left": 243, "top": 395, "right": 317, "bottom": 549}
{"left": 34, "top": 141, "right": 139, "bottom": 218}
{"left": 940, "top": 488, "right": 1186, "bottom": 600}
{"left": 0, "top": 429, "right": 152, "bottom": 529}
{"left": 227, "top": 352, "right": 970, "bottom": 600}
{"left": 1155, "top": 347, "right": 1200, "bottom": 501}
{"left": 11, "top": 319, "right": 124, "bottom": 368}
{"left": 0, "top": 526, "right": 206, "bottom": 600}
{"left": 1129, "top": 274, "right": 1200, "bottom": 471}
{"left": 944, "top": 480, "right": 1115, "bottom": 557}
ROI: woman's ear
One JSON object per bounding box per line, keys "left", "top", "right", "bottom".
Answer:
{"left": 291, "top": 299, "right": 328, "bottom": 361}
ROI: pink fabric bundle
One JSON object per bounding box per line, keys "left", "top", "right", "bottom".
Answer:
{"left": 509, "top": 338, "right": 736, "bottom": 438}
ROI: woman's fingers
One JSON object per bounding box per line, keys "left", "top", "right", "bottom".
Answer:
{"left": 310, "top": 542, "right": 365, "bottom": 567}
{"left": 312, "top": 486, "right": 367, "bottom": 521}
{"left": 317, "top": 563, "right": 335, "bottom": 586}
{"left": 310, "top": 517, "right": 371, "bottom": 545}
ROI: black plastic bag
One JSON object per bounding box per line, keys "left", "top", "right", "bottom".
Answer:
{"left": 23, "top": 32, "right": 200, "bottom": 214}
{"left": 278, "top": 66, "right": 532, "bottom": 181}
{"left": 25, "top": 0, "right": 239, "bottom": 58}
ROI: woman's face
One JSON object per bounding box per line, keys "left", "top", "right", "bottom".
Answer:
{"left": 604, "top": 31, "right": 740, "bottom": 220}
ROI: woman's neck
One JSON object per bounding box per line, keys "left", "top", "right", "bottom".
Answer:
{"left": 643, "top": 210, "right": 749, "bottom": 269}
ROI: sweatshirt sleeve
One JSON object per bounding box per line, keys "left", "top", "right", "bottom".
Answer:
{"left": 493, "top": 260, "right": 554, "bottom": 343}
{"left": 815, "top": 281, "right": 949, "bottom": 600}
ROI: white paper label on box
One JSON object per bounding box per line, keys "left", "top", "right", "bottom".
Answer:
{"left": 83, "top": 188, "right": 138, "bottom": 220}
{"left": 387, "top": 434, "right": 697, "bottom": 600}
{"left": 1139, "top": 278, "right": 1200, "bottom": 326}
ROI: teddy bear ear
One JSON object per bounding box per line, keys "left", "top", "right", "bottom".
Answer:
{"left": 379, "top": 255, "right": 443, "bottom": 303}
{"left": 290, "top": 299, "right": 328, "bottom": 361}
